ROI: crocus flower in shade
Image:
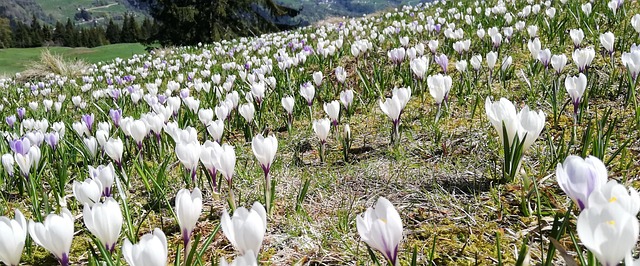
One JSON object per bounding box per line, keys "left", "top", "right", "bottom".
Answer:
{"left": 239, "top": 103, "right": 255, "bottom": 123}
{"left": 215, "top": 143, "right": 237, "bottom": 209}
{"left": 427, "top": 74, "right": 452, "bottom": 106}
{"left": 251, "top": 134, "right": 278, "bottom": 178}
{"left": 471, "top": 55, "right": 482, "bottom": 72}
{"left": 73, "top": 178, "right": 102, "bottom": 207}
{"left": 221, "top": 202, "right": 267, "bottom": 256}
{"left": 251, "top": 134, "right": 278, "bottom": 211}
{"left": 484, "top": 97, "right": 545, "bottom": 150}
{"left": 600, "top": 32, "right": 615, "bottom": 55}
{"left": 215, "top": 144, "right": 236, "bottom": 184}
{"left": 490, "top": 32, "right": 502, "bottom": 48}
{"left": 14, "top": 144, "right": 39, "bottom": 178}
{"left": 16, "top": 108, "right": 25, "bottom": 121}
{"left": 340, "top": 90, "right": 354, "bottom": 111}
{"left": 29, "top": 208, "right": 74, "bottom": 266}
{"left": 175, "top": 141, "right": 201, "bottom": 184}
{"left": 500, "top": 56, "right": 512, "bottom": 72}
{"left": 356, "top": 197, "right": 403, "bottom": 266}
{"left": 392, "top": 87, "right": 411, "bottom": 111}
{"left": 200, "top": 141, "right": 222, "bottom": 191}
{"left": 486, "top": 51, "right": 498, "bottom": 71}
{"left": 380, "top": 95, "right": 402, "bottom": 122}
{"left": 570, "top": 29, "right": 584, "bottom": 49}
{"left": 281, "top": 96, "right": 294, "bottom": 128}
{"left": 428, "top": 40, "right": 438, "bottom": 53}
{"left": 81, "top": 114, "right": 94, "bottom": 133}
{"left": 434, "top": 54, "right": 448, "bottom": 73}
{"left": 577, "top": 203, "right": 638, "bottom": 266}
{"left": 300, "top": 82, "right": 315, "bottom": 106}
{"left": 220, "top": 251, "right": 258, "bottom": 266}
{"left": 206, "top": 119, "right": 224, "bottom": 143}
{"left": 175, "top": 188, "right": 202, "bottom": 251}
{"left": 607, "top": 0, "right": 620, "bottom": 15}
{"left": 250, "top": 82, "right": 266, "bottom": 106}
{"left": 5, "top": 115, "right": 15, "bottom": 128}
{"left": 88, "top": 163, "right": 116, "bottom": 197}
{"left": 122, "top": 228, "right": 168, "bottom": 266}
{"left": 281, "top": 96, "right": 294, "bottom": 116}
{"left": 516, "top": 106, "right": 546, "bottom": 151}
{"left": 632, "top": 14, "right": 640, "bottom": 34}
{"left": 312, "top": 71, "right": 323, "bottom": 86}
{"left": 83, "top": 198, "right": 123, "bottom": 253}
{"left": 104, "top": 137, "right": 123, "bottom": 169}
{"left": 9, "top": 138, "right": 30, "bottom": 156}
{"left": 565, "top": 73, "right": 587, "bottom": 116}
{"left": 2, "top": 154, "right": 14, "bottom": 177}
{"left": 556, "top": 155, "right": 608, "bottom": 210}
{"left": 324, "top": 100, "right": 341, "bottom": 127}
{"left": 335, "top": 66, "right": 347, "bottom": 83}
{"left": 198, "top": 108, "right": 214, "bottom": 126}
{"left": 45, "top": 132, "right": 59, "bottom": 150}
{"left": 380, "top": 94, "right": 404, "bottom": 144}
{"left": 537, "top": 49, "right": 551, "bottom": 68}
{"left": 582, "top": 3, "right": 592, "bottom": 16}
{"left": 313, "top": 118, "right": 331, "bottom": 145}
{"left": 622, "top": 49, "right": 640, "bottom": 81}
{"left": 410, "top": 56, "right": 428, "bottom": 80}
{"left": 387, "top": 47, "right": 405, "bottom": 65}
{"left": 72, "top": 121, "right": 89, "bottom": 137}
{"left": 83, "top": 137, "right": 98, "bottom": 160}
{"left": 588, "top": 180, "right": 640, "bottom": 216}
{"left": 528, "top": 38, "right": 541, "bottom": 59}
{"left": 573, "top": 47, "right": 595, "bottom": 73}
{"left": 215, "top": 104, "right": 230, "bottom": 122}
{"left": 0, "top": 209, "right": 27, "bottom": 266}
{"left": 127, "top": 120, "right": 148, "bottom": 149}
{"left": 551, "top": 54, "right": 568, "bottom": 74}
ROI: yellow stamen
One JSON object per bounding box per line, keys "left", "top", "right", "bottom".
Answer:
{"left": 609, "top": 196, "right": 618, "bottom": 203}
{"left": 608, "top": 220, "right": 615, "bottom": 226}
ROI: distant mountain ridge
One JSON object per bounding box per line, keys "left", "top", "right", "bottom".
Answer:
{"left": 1, "top": 0, "right": 149, "bottom": 26}
{"left": 2, "top": 0, "right": 429, "bottom": 27}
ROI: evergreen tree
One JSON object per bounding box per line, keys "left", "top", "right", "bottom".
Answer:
{"left": 41, "top": 24, "right": 52, "bottom": 44}
{"left": 129, "top": 14, "right": 140, "bottom": 41}
{"left": 139, "top": 16, "right": 152, "bottom": 42}
{"left": 30, "top": 15, "right": 43, "bottom": 47}
{"left": 80, "top": 28, "right": 91, "bottom": 47}
{"left": 53, "top": 21, "right": 66, "bottom": 45}
{"left": 144, "top": 0, "right": 301, "bottom": 46}
{"left": 12, "top": 21, "right": 32, "bottom": 48}
{"left": 0, "top": 18, "right": 12, "bottom": 48}
{"left": 64, "top": 18, "right": 76, "bottom": 47}
{"left": 120, "top": 13, "right": 139, "bottom": 43}
{"left": 106, "top": 18, "right": 120, "bottom": 44}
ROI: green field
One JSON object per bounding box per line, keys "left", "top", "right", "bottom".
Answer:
{"left": 36, "top": 0, "right": 96, "bottom": 21}
{"left": 0, "top": 43, "right": 147, "bottom": 76}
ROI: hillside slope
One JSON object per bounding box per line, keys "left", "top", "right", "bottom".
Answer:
{"left": 2, "top": 0, "right": 430, "bottom": 27}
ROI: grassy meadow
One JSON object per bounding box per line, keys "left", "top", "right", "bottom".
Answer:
{"left": 0, "top": 43, "right": 146, "bottom": 76}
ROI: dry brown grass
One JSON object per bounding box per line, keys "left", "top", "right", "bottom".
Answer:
{"left": 19, "top": 49, "right": 89, "bottom": 81}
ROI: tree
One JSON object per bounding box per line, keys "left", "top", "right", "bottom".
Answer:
{"left": 144, "top": 0, "right": 301, "bottom": 46}
{"left": 12, "top": 21, "right": 32, "bottom": 48}
{"left": 106, "top": 18, "right": 120, "bottom": 44}
{"left": 120, "top": 13, "right": 139, "bottom": 43}
{"left": 64, "top": 18, "right": 76, "bottom": 47}
{"left": 30, "top": 15, "right": 43, "bottom": 47}
{"left": 139, "top": 16, "right": 153, "bottom": 42}
{"left": 0, "top": 18, "right": 12, "bottom": 48}
{"left": 53, "top": 21, "right": 66, "bottom": 45}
